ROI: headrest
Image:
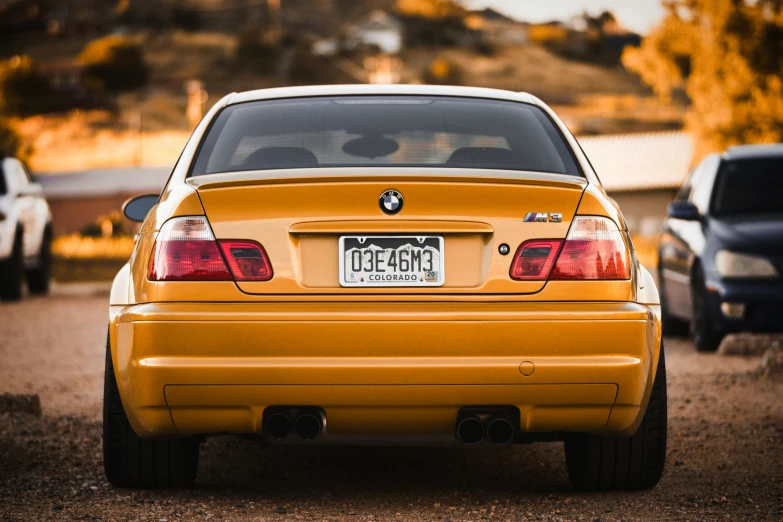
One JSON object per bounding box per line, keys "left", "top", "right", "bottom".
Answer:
{"left": 446, "top": 147, "right": 520, "bottom": 169}
{"left": 241, "top": 147, "right": 319, "bottom": 170}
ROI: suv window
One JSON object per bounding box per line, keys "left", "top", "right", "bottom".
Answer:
{"left": 690, "top": 154, "right": 719, "bottom": 213}
{"left": 711, "top": 157, "right": 783, "bottom": 216}
{"left": 191, "top": 96, "right": 581, "bottom": 177}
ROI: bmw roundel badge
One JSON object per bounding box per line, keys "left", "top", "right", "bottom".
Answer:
{"left": 379, "top": 190, "right": 404, "bottom": 215}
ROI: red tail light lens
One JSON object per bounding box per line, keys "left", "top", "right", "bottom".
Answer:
{"left": 148, "top": 217, "right": 273, "bottom": 282}
{"left": 510, "top": 240, "right": 563, "bottom": 280}
{"left": 550, "top": 216, "right": 631, "bottom": 280}
{"left": 148, "top": 217, "right": 232, "bottom": 281}
{"left": 218, "top": 240, "right": 273, "bottom": 281}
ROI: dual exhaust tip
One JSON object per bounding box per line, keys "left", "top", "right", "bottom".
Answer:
{"left": 265, "top": 408, "right": 324, "bottom": 441}
{"left": 456, "top": 413, "right": 515, "bottom": 445}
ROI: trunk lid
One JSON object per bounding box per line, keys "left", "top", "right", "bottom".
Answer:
{"left": 191, "top": 168, "right": 586, "bottom": 295}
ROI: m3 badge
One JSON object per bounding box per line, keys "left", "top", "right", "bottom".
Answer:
{"left": 524, "top": 212, "right": 563, "bottom": 223}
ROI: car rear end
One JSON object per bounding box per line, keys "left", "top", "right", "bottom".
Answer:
{"left": 106, "top": 87, "right": 664, "bottom": 490}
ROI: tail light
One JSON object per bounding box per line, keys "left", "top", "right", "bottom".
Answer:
{"left": 218, "top": 240, "right": 273, "bottom": 281}
{"left": 510, "top": 216, "right": 631, "bottom": 281}
{"left": 510, "top": 240, "right": 563, "bottom": 280}
{"left": 551, "top": 216, "right": 630, "bottom": 280}
{"left": 148, "top": 217, "right": 272, "bottom": 282}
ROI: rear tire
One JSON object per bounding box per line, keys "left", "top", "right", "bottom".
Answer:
{"left": 564, "top": 343, "right": 667, "bottom": 491}
{"left": 691, "top": 266, "right": 723, "bottom": 352}
{"left": 0, "top": 229, "right": 23, "bottom": 301}
{"left": 27, "top": 225, "right": 52, "bottom": 295}
{"left": 103, "top": 336, "right": 199, "bottom": 488}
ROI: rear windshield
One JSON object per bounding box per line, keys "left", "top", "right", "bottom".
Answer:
{"left": 190, "top": 96, "right": 581, "bottom": 177}
{"left": 712, "top": 158, "right": 783, "bottom": 216}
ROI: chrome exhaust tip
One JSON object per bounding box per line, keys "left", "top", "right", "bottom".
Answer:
{"left": 456, "top": 416, "right": 484, "bottom": 444}
{"left": 266, "top": 412, "right": 292, "bottom": 440}
{"left": 295, "top": 412, "right": 324, "bottom": 440}
{"left": 486, "top": 417, "right": 514, "bottom": 444}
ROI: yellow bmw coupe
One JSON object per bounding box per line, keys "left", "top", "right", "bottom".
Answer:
{"left": 106, "top": 85, "right": 665, "bottom": 491}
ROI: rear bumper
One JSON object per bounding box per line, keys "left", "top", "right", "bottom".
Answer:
{"left": 110, "top": 302, "right": 661, "bottom": 441}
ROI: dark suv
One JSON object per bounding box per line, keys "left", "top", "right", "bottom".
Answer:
{"left": 659, "top": 144, "right": 783, "bottom": 352}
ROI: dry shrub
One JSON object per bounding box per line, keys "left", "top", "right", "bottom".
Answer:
{"left": 422, "top": 57, "right": 463, "bottom": 85}
{"left": 0, "top": 55, "right": 56, "bottom": 116}
{"left": 79, "top": 35, "right": 149, "bottom": 93}
{"left": 52, "top": 234, "right": 135, "bottom": 260}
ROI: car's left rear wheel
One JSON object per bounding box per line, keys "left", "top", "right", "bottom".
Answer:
{"left": 103, "top": 336, "right": 200, "bottom": 488}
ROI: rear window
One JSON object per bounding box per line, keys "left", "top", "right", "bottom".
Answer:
{"left": 190, "top": 96, "right": 581, "bottom": 177}
{"left": 712, "top": 158, "right": 783, "bottom": 216}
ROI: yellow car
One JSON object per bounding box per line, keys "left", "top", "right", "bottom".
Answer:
{"left": 106, "top": 85, "right": 665, "bottom": 491}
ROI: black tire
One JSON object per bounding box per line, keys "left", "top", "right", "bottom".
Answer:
{"left": 0, "top": 228, "right": 23, "bottom": 301}
{"left": 691, "top": 266, "right": 723, "bottom": 352}
{"left": 657, "top": 265, "right": 690, "bottom": 337}
{"left": 27, "top": 225, "right": 52, "bottom": 295}
{"left": 103, "top": 336, "right": 199, "bottom": 488}
{"left": 565, "top": 343, "right": 667, "bottom": 491}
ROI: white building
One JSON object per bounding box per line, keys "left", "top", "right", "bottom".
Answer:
{"left": 344, "top": 10, "right": 404, "bottom": 55}
{"left": 580, "top": 131, "right": 694, "bottom": 236}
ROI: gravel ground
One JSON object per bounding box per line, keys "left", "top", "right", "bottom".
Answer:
{"left": 1, "top": 291, "right": 782, "bottom": 521}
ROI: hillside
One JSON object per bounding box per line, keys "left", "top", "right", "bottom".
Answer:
{"left": 12, "top": 29, "right": 683, "bottom": 172}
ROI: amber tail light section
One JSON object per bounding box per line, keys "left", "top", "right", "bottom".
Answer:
{"left": 550, "top": 216, "right": 631, "bottom": 280}
{"left": 510, "top": 217, "right": 631, "bottom": 282}
{"left": 148, "top": 217, "right": 273, "bottom": 282}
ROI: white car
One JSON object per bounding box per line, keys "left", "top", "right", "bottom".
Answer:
{"left": 0, "top": 156, "right": 52, "bottom": 300}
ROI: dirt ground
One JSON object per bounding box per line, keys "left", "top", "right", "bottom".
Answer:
{"left": 1, "top": 290, "right": 782, "bottom": 521}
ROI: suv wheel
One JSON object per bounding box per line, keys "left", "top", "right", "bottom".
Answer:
{"left": 103, "top": 336, "right": 199, "bottom": 488}
{"left": 27, "top": 225, "right": 52, "bottom": 295}
{"left": 691, "top": 266, "right": 723, "bottom": 352}
{"left": 0, "top": 228, "right": 23, "bottom": 301}
{"left": 564, "top": 343, "right": 667, "bottom": 491}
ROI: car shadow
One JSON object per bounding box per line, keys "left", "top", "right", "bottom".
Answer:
{"left": 193, "top": 435, "right": 574, "bottom": 496}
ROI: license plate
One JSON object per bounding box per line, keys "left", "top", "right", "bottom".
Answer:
{"left": 339, "top": 235, "right": 445, "bottom": 287}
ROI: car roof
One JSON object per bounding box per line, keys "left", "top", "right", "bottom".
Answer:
{"left": 228, "top": 84, "right": 541, "bottom": 106}
{"left": 724, "top": 143, "right": 783, "bottom": 161}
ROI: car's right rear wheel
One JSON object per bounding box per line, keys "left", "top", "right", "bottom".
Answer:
{"left": 564, "top": 343, "right": 667, "bottom": 491}
{"left": 0, "top": 228, "right": 23, "bottom": 301}
{"left": 103, "top": 336, "right": 199, "bottom": 488}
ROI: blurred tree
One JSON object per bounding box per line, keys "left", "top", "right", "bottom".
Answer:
{"left": 235, "top": 22, "right": 282, "bottom": 74}
{"left": 79, "top": 36, "right": 149, "bottom": 93}
{"left": 0, "top": 118, "right": 30, "bottom": 160}
{"left": 421, "top": 57, "right": 463, "bottom": 85}
{"left": 0, "top": 56, "right": 56, "bottom": 117}
{"left": 623, "top": 0, "right": 783, "bottom": 155}
{"left": 397, "top": 0, "right": 463, "bottom": 19}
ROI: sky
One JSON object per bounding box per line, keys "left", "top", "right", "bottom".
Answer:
{"left": 459, "top": 0, "right": 666, "bottom": 35}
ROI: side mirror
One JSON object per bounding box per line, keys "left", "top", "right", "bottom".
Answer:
{"left": 123, "top": 194, "right": 159, "bottom": 223}
{"left": 667, "top": 201, "right": 700, "bottom": 221}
